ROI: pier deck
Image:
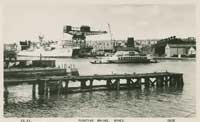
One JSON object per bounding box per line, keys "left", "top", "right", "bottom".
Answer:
{"left": 4, "top": 71, "right": 184, "bottom": 105}
{"left": 4, "top": 72, "right": 182, "bottom": 85}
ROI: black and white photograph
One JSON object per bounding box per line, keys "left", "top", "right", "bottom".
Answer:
{"left": 1, "top": 0, "right": 198, "bottom": 120}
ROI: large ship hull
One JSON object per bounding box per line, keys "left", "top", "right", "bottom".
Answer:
{"left": 18, "top": 48, "right": 74, "bottom": 58}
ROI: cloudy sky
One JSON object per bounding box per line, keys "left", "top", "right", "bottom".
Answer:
{"left": 2, "top": 2, "right": 196, "bottom": 43}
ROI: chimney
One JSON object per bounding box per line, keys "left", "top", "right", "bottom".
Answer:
{"left": 127, "top": 37, "right": 134, "bottom": 48}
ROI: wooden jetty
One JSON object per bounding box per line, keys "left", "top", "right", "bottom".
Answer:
{"left": 4, "top": 71, "right": 184, "bottom": 102}
{"left": 4, "top": 59, "right": 56, "bottom": 68}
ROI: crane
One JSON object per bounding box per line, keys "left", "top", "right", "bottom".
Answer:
{"left": 107, "top": 23, "right": 113, "bottom": 41}
{"left": 107, "top": 23, "right": 116, "bottom": 52}
{"left": 63, "top": 25, "right": 107, "bottom": 48}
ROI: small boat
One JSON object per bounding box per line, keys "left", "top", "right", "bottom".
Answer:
{"left": 150, "top": 59, "right": 158, "bottom": 63}
{"left": 90, "top": 57, "right": 110, "bottom": 64}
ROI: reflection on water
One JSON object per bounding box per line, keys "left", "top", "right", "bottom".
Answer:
{"left": 4, "top": 59, "right": 196, "bottom": 117}
{"left": 4, "top": 86, "right": 188, "bottom": 117}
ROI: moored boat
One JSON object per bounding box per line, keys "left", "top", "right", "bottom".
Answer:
{"left": 90, "top": 50, "right": 157, "bottom": 64}
{"left": 108, "top": 51, "right": 153, "bottom": 63}
{"left": 18, "top": 40, "right": 80, "bottom": 58}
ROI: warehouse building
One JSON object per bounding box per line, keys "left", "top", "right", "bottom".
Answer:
{"left": 165, "top": 44, "right": 196, "bottom": 57}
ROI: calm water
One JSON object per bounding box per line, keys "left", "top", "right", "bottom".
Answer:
{"left": 4, "top": 58, "right": 196, "bottom": 117}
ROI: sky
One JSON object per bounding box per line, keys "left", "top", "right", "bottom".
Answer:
{"left": 2, "top": 3, "right": 196, "bottom": 43}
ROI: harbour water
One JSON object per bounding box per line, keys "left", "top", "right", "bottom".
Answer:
{"left": 4, "top": 58, "right": 196, "bottom": 117}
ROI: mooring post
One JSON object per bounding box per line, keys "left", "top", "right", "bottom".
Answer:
{"left": 32, "top": 83, "right": 36, "bottom": 100}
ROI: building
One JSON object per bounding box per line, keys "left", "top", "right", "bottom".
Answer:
{"left": 62, "top": 38, "right": 141, "bottom": 53}
{"left": 135, "top": 39, "right": 159, "bottom": 46}
{"left": 4, "top": 43, "right": 18, "bottom": 51}
{"left": 152, "top": 36, "right": 196, "bottom": 56}
{"left": 165, "top": 44, "right": 196, "bottom": 57}
{"left": 188, "top": 47, "right": 196, "bottom": 55}
{"left": 86, "top": 40, "right": 114, "bottom": 52}
{"left": 4, "top": 44, "right": 18, "bottom": 62}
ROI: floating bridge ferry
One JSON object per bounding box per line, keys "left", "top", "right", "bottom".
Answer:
{"left": 91, "top": 51, "right": 157, "bottom": 64}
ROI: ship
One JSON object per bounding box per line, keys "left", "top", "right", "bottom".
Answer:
{"left": 18, "top": 47, "right": 80, "bottom": 58}
{"left": 18, "top": 38, "right": 80, "bottom": 58}
{"left": 108, "top": 51, "right": 153, "bottom": 63}
{"left": 90, "top": 51, "right": 157, "bottom": 64}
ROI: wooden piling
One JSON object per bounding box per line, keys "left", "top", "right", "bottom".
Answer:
{"left": 135, "top": 78, "right": 141, "bottom": 88}
{"left": 169, "top": 76, "right": 176, "bottom": 87}
{"left": 176, "top": 75, "right": 184, "bottom": 88}
{"left": 156, "top": 77, "right": 164, "bottom": 87}
{"left": 164, "top": 76, "right": 169, "bottom": 87}
{"left": 90, "top": 80, "right": 93, "bottom": 91}
{"left": 44, "top": 80, "right": 48, "bottom": 96}
{"left": 106, "top": 79, "right": 111, "bottom": 89}
{"left": 81, "top": 80, "right": 86, "bottom": 89}
{"left": 38, "top": 81, "right": 45, "bottom": 96}
{"left": 4, "top": 84, "right": 9, "bottom": 106}
{"left": 144, "top": 77, "right": 150, "bottom": 88}
{"left": 57, "top": 81, "right": 62, "bottom": 95}
{"left": 32, "top": 83, "right": 36, "bottom": 99}
{"left": 4, "top": 72, "right": 184, "bottom": 96}
{"left": 116, "top": 79, "right": 120, "bottom": 91}
{"left": 49, "top": 82, "right": 56, "bottom": 95}
{"left": 149, "top": 78, "right": 155, "bottom": 87}
{"left": 64, "top": 80, "right": 69, "bottom": 93}
{"left": 127, "top": 78, "right": 131, "bottom": 89}
{"left": 179, "top": 75, "right": 184, "bottom": 88}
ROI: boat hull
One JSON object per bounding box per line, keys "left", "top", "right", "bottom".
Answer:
{"left": 108, "top": 56, "right": 151, "bottom": 63}
{"left": 18, "top": 48, "right": 74, "bottom": 58}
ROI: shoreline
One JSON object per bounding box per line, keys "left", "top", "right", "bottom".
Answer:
{"left": 153, "top": 57, "right": 196, "bottom": 61}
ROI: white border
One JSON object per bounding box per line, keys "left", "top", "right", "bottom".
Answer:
{"left": 0, "top": 0, "right": 199, "bottom": 122}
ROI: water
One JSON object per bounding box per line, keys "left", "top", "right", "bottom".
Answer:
{"left": 4, "top": 58, "right": 196, "bottom": 117}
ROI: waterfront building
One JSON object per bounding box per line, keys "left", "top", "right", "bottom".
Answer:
{"left": 86, "top": 40, "right": 114, "bottom": 52}
{"left": 152, "top": 36, "right": 196, "bottom": 56}
{"left": 4, "top": 43, "right": 18, "bottom": 51}
{"left": 86, "top": 39, "right": 130, "bottom": 52}
{"left": 135, "top": 39, "right": 159, "bottom": 46}
{"left": 60, "top": 40, "right": 73, "bottom": 47}
{"left": 165, "top": 44, "right": 196, "bottom": 57}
